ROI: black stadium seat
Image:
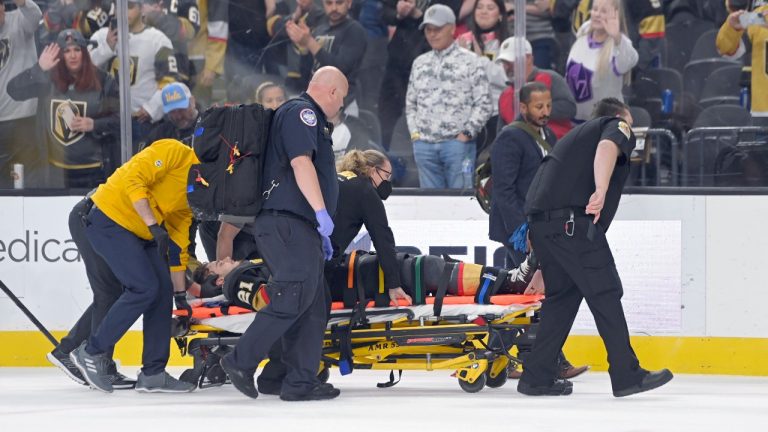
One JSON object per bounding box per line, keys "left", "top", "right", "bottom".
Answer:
{"left": 699, "top": 64, "right": 743, "bottom": 109}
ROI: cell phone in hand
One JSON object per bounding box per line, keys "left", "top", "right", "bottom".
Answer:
{"left": 739, "top": 11, "right": 765, "bottom": 28}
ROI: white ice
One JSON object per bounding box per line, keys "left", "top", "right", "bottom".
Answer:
{"left": 1, "top": 368, "right": 766, "bottom": 431}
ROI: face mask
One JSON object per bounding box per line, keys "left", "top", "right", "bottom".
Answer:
{"left": 376, "top": 180, "right": 392, "bottom": 200}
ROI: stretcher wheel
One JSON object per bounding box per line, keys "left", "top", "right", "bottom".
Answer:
{"left": 485, "top": 366, "right": 508, "bottom": 389}
{"left": 317, "top": 367, "right": 330, "bottom": 384}
{"left": 458, "top": 374, "right": 487, "bottom": 393}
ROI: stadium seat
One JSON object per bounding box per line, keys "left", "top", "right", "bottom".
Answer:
{"left": 683, "top": 58, "right": 741, "bottom": 102}
{"left": 699, "top": 64, "right": 743, "bottom": 109}
{"left": 664, "top": 16, "right": 716, "bottom": 72}
{"left": 690, "top": 29, "right": 722, "bottom": 62}
{"left": 692, "top": 104, "right": 751, "bottom": 128}
{"left": 629, "top": 106, "right": 652, "bottom": 128}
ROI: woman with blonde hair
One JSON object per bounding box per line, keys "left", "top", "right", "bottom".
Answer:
{"left": 333, "top": 149, "right": 411, "bottom": 305}
{"left": 565, "top": 0, "right": 638, "bottom": 122}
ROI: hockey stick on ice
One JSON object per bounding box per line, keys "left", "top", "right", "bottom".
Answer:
{"left": 0, "top": 279, "right": 58, "bottom": 346}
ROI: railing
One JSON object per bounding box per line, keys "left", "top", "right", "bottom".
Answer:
{"left": 630, "top": 128, "right": 680, "bottom": 187}
{"left": 682, "top": 127, "right": 768, "bottom": 187}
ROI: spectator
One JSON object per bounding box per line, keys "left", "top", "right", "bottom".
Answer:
{"left": 356, "top": 0, "right": 389, "bottom": 112}
{"left": 143, "top": 82, "right": 200, "bottom": 147}
{"left": 7, "top": 30, "right": 120, "bottom": 189}
{"left": 457, "top": 0, "right": 509, "bottom": 112}
{"left": 89, "top": 0, "right": 178, "bottom": 150}
{"left": 142, "top": 0, "right": 201, "bottom": 84}
{"left": 284, "top": 0, "right": 367, "bottom": 116}
{"left": 496, "top": 36, "right": 575, "bottom": 139}
{"left": 378, "top": 0, "right": 462, "bottom": 149}
{"left": 716, "top": 3, "right": 768, "bottom": 124}
{"left": 507, "top": 0, "right": 558, "bottom": 69}
{"left": 0, "top": 0, "right": 44, "bottom": 189}
{"left": 44, "top": 0, "right": 111, "bottom": 41}
{"left": 265, "top": 0, "right": 323, "bottom": 88}
{"left": 565, "top": 0, "right": 664, "bottom": 71}
{"left": 225, "top": 0, "right": 276, "bottom": 99}
{"left": 406, "top": 4, "right": 492, "bottom": 189}
{"left": 189, "top": 0, "right": 228, "bottom": 107}
{"left": 254, "top": 81, "right": 287, "bottom": 110}
{"left": 565, "top": 0, "right": 638, "bottom": 122}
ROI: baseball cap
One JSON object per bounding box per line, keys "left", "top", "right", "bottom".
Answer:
{"left": 161, "top": 82, "right": 192, "bottom": 113}
{"left": 418, "top": 4, "right": 456, "bottom": 30}
{"left": 56, "top": 29, "right": 89, "bottom": 49}
{"left": 495, "top": 37, "right": 533, "bottom": 64}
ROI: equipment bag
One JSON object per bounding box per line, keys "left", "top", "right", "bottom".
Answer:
{"left": 187, "top": 104, "right": 273, "bottom": 222}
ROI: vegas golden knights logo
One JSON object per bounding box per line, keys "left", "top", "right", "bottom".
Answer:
{"left": 0, "top": 39, "right": 10, "bottom": 73}
{"left": 108, "top": 56, "right": 139, "bottom": 85}
{"left": 50, "top": 99, "right": 87, "bottom": 146}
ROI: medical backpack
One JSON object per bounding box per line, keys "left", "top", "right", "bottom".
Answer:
{"left": 187, "top": 104, "right": 273, "bottom": 222}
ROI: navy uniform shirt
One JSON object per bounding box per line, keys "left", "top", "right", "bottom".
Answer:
{"left": 262, "top": 93, "right": 339, "bottom": 222}
{"left": 524, "top": 117, "right": 635, "bottom": 230}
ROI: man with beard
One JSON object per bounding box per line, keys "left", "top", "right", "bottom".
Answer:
{"left": 490, "top": 81, "right": 589, "bottom": 382}
{"left": 490, "top": 81, "right": 555, "bottom": 268}
{"left": 144, "top": 82, "right": 200, "bottom": 147}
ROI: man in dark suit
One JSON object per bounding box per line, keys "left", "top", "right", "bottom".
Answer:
{"left": 489, "top": 81, "right": 588, "bottom": 381}
{"left": 490, "top": 81, "right": 556, "bottom": 268}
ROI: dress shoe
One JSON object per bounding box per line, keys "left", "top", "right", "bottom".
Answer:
{"left": 559, "top": 364, "right": 589, "bottom": 379}
{"left": 613, "top": 369, "right": 673, "bottom": 397}
{"left": 280, "top": 383, "right": 340, "bottom": 401}
{"left": 518, "top": 379, "right": 573, "bottom": 396}
{"left": 219, "top": 353, "right": 258, "bottom": 399}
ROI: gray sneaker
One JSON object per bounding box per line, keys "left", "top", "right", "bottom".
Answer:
{"left": 106, "top": 361, "right": 137, "bottom": 390}
{"left": 135, "top": 371, "right": 196, "bottom": 393}
{"left": 69, "top": 343, "right": 113, "bottom": 393}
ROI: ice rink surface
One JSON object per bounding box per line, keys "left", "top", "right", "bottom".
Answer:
{"left": 1, "top": 368, "right": 766, "bottom": 431}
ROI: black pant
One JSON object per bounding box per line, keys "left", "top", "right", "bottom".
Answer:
{"left": 520, "top": 215, "right": 646, "bottom": 392}
{"left": 58, "top": 199, "right": 124, "bottom": 356}
{"left": 377, "top": 66, "right": 409, "bottom": 150}
{"left": 230, "top": 213, "right": 326, "bottom": 396}
{"left": 85, "top": 207, "right": 173, "bottom": 375}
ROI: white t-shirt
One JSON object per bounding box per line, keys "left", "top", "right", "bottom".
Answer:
{"left": 0, "top": 1, "right": 42, "bottom": 122}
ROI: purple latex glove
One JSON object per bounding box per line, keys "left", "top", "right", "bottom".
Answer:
{"left": 315, "top": 208, "right": 334, "bottom": 237}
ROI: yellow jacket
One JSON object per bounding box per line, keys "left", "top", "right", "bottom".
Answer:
{"left": 92, "top": 139, "right": 199, "bottom": 272}
{"left": 716, "top": 5, "right": 768, "bottom": 116}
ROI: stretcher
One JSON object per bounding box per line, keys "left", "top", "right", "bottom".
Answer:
{"left": 172, "top": 294, "right": 543, "bottom": 393}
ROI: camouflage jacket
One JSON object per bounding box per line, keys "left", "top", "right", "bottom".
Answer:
{"left": 405, "top": 42, "right": 492, "bottom": 143}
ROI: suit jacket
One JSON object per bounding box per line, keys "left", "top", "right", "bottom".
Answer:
{"left": 489, "top": 122, "right": 557, "bottom": 244}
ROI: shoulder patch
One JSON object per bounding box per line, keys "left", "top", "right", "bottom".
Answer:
{"left": 299, "top": 108, "right": 317, "bottom": 127}
{"left": 617, "top": 121, "right": 632, "bottom": 139}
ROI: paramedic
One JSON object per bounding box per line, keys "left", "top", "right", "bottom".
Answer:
{"left": 219, "top": 66, "right": 347, "bottom": 402}
{"left": 519, "top": 97, "right": 673, "bottom": 397}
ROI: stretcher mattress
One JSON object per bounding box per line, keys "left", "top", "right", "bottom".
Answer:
{"left": 188, "top": 294, "right": 543, "bottom": 334}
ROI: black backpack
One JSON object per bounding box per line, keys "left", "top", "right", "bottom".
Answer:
{"left": 187, "top": 104, "right": 273, "bottom": 222}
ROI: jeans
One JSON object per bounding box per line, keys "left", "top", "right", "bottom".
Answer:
{"left": 413, "top": 139, "right": 476, "bottom": 189}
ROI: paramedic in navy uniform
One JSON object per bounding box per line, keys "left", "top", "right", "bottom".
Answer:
{"left": 518, "top": 98, "right": 673, "bottom": 397}
{"left": 220, "top": 66, "right": 348, "bottom": 402}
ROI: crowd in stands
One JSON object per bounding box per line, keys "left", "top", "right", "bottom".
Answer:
{"left": 0, "top": 0, "right": 763, "bottom": 190}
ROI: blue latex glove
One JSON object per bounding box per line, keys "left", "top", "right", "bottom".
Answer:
{"left": 315, "top": 208, "right": 334, "bottom": 237}
{"left": 510, "top": 222, "right": 529, "bottom": 252}
{"left": 321, "top": 235, "right": 334, "bottom": 261}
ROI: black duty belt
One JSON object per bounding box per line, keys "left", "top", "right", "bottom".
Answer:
{"left": 262, "top": 209, "right": 317, "bottom": 228}
{"left": 527, "top": 207, "right": 587, "bottom": 223}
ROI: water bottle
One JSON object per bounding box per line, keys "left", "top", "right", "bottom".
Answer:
{"left": 740, "top": 87, "right": 750, "bottom": 111}
{"left": 461, "top": 157, "right": 473, "bottom": 189}
{"left": 661, "top": 89, "right": 674, "bottom": 115}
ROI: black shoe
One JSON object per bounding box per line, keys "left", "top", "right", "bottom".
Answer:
{"left": 219, "top": 353, "right": 258, "bottom": 399}
{"left": 47, "top": 349, "right": 87, "bottom": 386}
{"left": 518, "top": 379, "right": 573, "bottom": 396}
{"left": 280, "top": 383, "right": 340, "bottom": 401}
{"left": 613, "top": 369, "right": 673, "bottom": 397}
{"left": 257, "top": 380, "right": 282, "bottom": 396}
{"left": 106, "top": 361, "right": 137, "bottom": 390}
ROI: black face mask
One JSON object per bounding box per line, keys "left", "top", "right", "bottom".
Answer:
{"left": 376, "top": 180, "right": 392, "bottom": 200}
